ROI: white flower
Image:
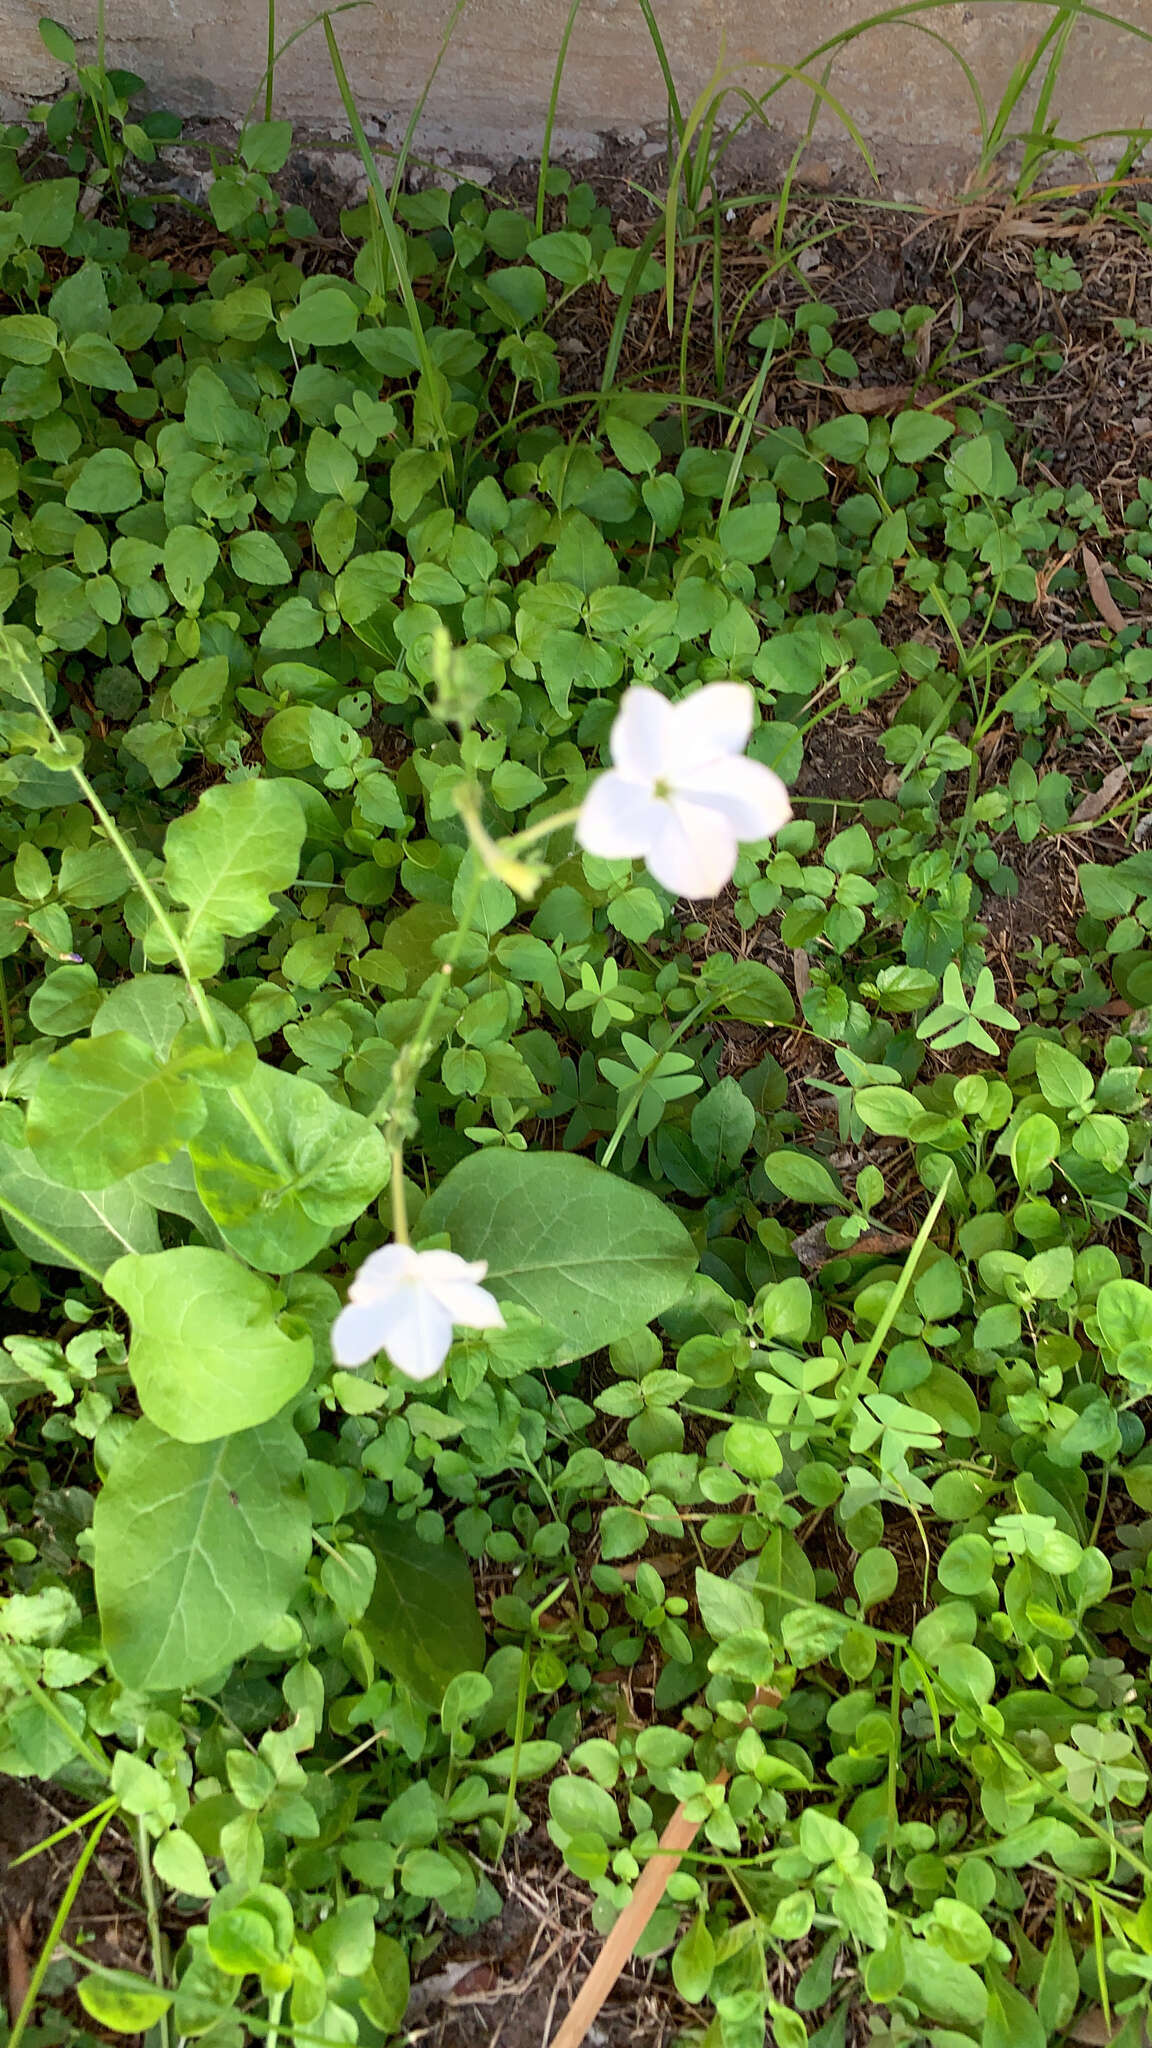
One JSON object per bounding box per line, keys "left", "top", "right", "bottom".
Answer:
{"left": 576, "top": 682, "right": 792, "bottom": 898}
{"left": 332, "top": 1244, "right": 504, "bottom": 1381}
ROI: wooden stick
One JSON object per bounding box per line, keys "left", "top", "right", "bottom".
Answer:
{"left": 548, "top": 1685, "right": 781, "bottom": 2048}
{"left": 548, "top": 1781, "right": 726, "bottom": 2048}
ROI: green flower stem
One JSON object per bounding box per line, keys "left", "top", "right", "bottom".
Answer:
{"left": 390, "top": 1142, "right": 409, "bottom": 1245}
{"left": 1, "top": 632, "right": 294, "bottom": 1185}
{"left": 452, "top": 780, "right": 576, "bottom": 898}
{"left": 369, "top": 796, "right": 580, "bottom": 1225}
{"left": 495, "top": 1579, "right": 569, "bottom": 1859}
{"left": 368, "top": 862, "right": 485, "bottom": 1137}
{"left": 503, "top": 803, "right": 582, "bottom": 853}
{"left": 134, "top": 1815, "right": 172, "bottom": 2048}
{"left": 495, "top": 1645, "right": 532, "bottom": 1862}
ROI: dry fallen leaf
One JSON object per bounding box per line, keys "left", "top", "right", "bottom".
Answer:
{"left": 6, "top": 1907, "right": 33, "bottom": 2027}
{"left": 1069, "top": 762, "right": 1129, "bottom": 827}
{"left": 839, "top": 384, "right": 916, "bottom": 415}
{"left": 989, "top": 213, "right": 1089, "bottom": 244}
{"left": 1082, "top": 544, "right": 1127, "bottom": 634}
{"left": 616, "top": 1551, "right": 687, "bottom": 1584}
{"left": 1065, "top": 2006, "right": 1151, "bottom": 2048}
{"left": 406, "top": 1958, "right": 499, "bottom": 2014}
{"left": 791, "top": 1221, "right": 915, "bottom": 1272}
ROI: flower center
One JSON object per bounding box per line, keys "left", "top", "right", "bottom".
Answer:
{"left": 652, "top": 776, "right": 674, "bottom": 802}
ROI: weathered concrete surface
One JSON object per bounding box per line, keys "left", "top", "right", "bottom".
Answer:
{"left": 2, "top": 0, "right": 1150, "bottom": 190}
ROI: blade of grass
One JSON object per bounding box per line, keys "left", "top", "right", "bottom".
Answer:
{"left": 264, "top": 0, "right": 276, "bottom": 121}
{"left": 660, "top": 47, "right": 728, "bottom": 334}
{"left": 1017, "top": 1, "right": 1080, "bottom": 194}
{"left": 241, "top": 1, "right": 367, "bottom": 138}
{"left": 536, "top": 0, "right": 586, "bottom": 235}
{"left": 390, "top": 0, "right": 472, "bottom": 207}
{"left": 718, "top": 339, "right": 782, "bottom": 519}
{"left": 846, "top": 1169, "right": 954, "bottom": 1395}
{"left": 597, "top": 215, "right": 667, "bottom": 396}
{"left": 635, "top": 0, "right": 686, "bottom": 149}
{"left": 661, "top": 60, "right": 878, "bottom": 336}
{"left": 791, "top": 0, "right": 1152, "bottom": 195}
{"left": 323, "top": 12, "right": 452, "bottom": 471}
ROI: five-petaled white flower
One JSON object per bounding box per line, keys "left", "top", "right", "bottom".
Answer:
{"left": 575, "top": 681, "right": 792, "bottom": 898}
{"left": 332, "top": 1244, "right": 504, "bottom": 1382}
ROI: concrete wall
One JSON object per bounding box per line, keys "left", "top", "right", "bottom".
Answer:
{"left": 2, "top": 0, "right": 1151, "bottom": 188}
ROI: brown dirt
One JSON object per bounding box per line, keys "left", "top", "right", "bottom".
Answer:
{"left": 0, "top": 1785, "right": 151, "bottom": 2046}
{"left": 795, "top": 708, "right": 891, "bottom": 809}
{"left": 407, "top": 1837, "right": 692, "bottom": 2048}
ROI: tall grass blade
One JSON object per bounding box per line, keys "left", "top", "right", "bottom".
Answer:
{"left": 391, "top": 0, "right": 472, "bottom": 206}
{"left": 264, "top": 0, "right": 276, "bottom": 121}
{"left": 323, "top": 12, "right": 453, "bottom": 468}
{"left": 536, "top": 0, "right": 586, "bottom": 235}
{"left": 241, "top": 1, "right": 367, "bottom": 137}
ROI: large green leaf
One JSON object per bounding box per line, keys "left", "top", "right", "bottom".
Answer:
{"left": 92, "top": 974, "right": 200, "bottom": 1055}
{"left": 126, "top": 1150, "right": 226, "bottom": 1247}
{"left": 361, "top": 1517, "right": 485, "bottom": 1706}
{"left": 189, "top": 1061, "right": 389, "bottom": 1273}
{"left": 417, "top": 1152, "right": 697, "bottom": 1363}
{"left": 162, "top": 780, "right": 306, "bottom": 975}
{"left": 0, "top": 1105, "right": 160, "bottom": 1273}
{"left": 25, "top": 1031, "right": 205, "bottom": 1188}
{"left": 104, "top": 1247, "right": 313, "bottom": 1442}
{"left": 94, "top": 1415, "right": 311, "bottom": 1691}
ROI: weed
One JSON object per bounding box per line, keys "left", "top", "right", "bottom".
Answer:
{"left": 1, "top": 16, "right": 1152, "bottom": 2048}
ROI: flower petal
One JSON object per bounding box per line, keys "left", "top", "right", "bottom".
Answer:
{"left": 677, "top": 754, "right": 792, "bottom": 842}
{"left": 331, "top": 1300, "right": 390, "bottom": 1367}
{"left": 576, "top": 772, "right": 665, "bottom": 861}
{"left": 665, "top": 682, "right": 754, "bottom": 773}
{"left": 646, "top": 799, "right": 739, "bottom": 898}
{"left": 608, "top": 686, "right": 673, "bottom": 780}
{"left": 415, "top": 1249, "right": 490, "bottom": 1290}
{"left": 415, "top": 1250, "right": 505, "bottom": 1331}
{"left": 430, "top": 1278, "right": 506, "bottom": 1330}
{"left": 375, "top": 1287, "right": 456, "bottom": 1381}
{"left": 346, "top": 1242, "right": 419, "bottom": 1302}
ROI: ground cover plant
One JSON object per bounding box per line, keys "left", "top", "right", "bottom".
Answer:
{"left": 5, "top": 11, "right": 1152, "bottom": 2048}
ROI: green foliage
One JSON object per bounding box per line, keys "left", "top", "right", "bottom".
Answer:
{"left": 4, "top": 44, "right": 1152, "bottom": 2048}
{"left": 93, "top": 1415, "right": 311, "bottom": 1689}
